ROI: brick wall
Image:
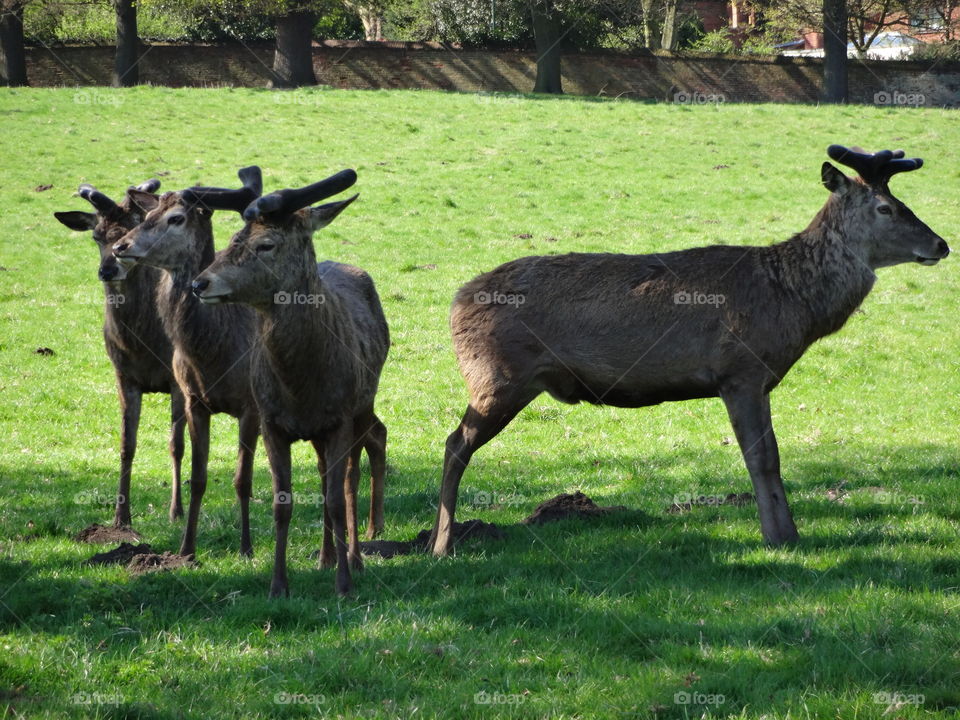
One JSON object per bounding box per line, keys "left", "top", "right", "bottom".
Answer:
{"left": 20, "top": 40, "right": 960, "bottom": 107}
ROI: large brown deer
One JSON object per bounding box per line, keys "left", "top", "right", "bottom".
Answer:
{"left": 112, "top": 170, "right": 263, "bottom": 558}
{"left": 54, "top": 179, "right": 187, "bottom": 527}
{"left": 191, "top": 170, "right": 389, "bottom": 598}
{"left": 429, "top": 145, "right": 950, "bottom": 555}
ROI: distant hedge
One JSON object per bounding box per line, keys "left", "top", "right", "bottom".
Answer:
{"left": 22, "top": 1, "right": 363, "bottom": 44}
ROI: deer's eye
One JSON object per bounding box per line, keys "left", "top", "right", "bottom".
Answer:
{"left": 256, "top": 243, "right": 275, "bottom": 253}
{"left": 877, "top": 205, "right": 892, "bottom": 215}
{"left": 167, "top": 214, "right": 186, "bottom": 226}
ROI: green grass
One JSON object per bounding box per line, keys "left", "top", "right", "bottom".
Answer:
{"left": 1, "top": 87, "right": 959, "bottom": 719}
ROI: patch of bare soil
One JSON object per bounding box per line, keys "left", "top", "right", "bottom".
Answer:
{"left": 523, "top": 491, "right": 626, "bottom": 525}
{"left": 666, "top": 492, "right": 755, "bottom": 514}
{"left": 74, "top": 523, "right": 141, "bottom": 544}
{"left": 86, "top": 542, "right": 153, "bottom": 566}
{"left": 126, "top": 552, "right": 195, "bottom": 575}
{"left": 360, "top": 520, "right": 505, "bottom": 558}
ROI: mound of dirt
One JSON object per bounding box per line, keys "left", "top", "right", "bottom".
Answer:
{"left": 126, "top": 552, "right": 195, "bottom": 575}
{"left": 523, "top": 491, "right": 626, "bottom": 526}
{"left": 74, "top": 523, "right": 141, "bottom": 544}
{"left": 86, "top": 542, "right": 153, "bottom": 566}
{"left": 358, "top": 540, "right": 413, "bottom": 559}
{"left": 360, "top": 519, "right": 505, "bottom": 558}
{"left": 666, "top": 492, "right": 755, "bottom": 514}
{"left": 412, "top": 519, "right": 505, "bottom": 548}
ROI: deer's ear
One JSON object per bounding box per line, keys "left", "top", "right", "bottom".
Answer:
{"left": 126, "top": 189, "right": 160, "bottom": 214}
{"left": 54, "top": 211, "right": 97, "bottom": 231}
{"left": 821, "top": 162, "right": 850, "bottom": 195}
{"left": 306, "top": 194, "right": 358, "bottom": 232}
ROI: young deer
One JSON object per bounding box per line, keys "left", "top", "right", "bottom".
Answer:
{"left": 192, "top": 170, "right": 389, "bottom": 598}
{"left": 429, "top": 145, "right": 950, "bottom": 555}
{"left": 112, "top": 169, "right": 263, "bottom": 558}
{"left": 55, "top": 179, "right": 187, "bottom": 527}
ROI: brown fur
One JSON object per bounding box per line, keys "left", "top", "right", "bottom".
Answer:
{"left": 194, "top": 198, "right": 389, "bottom": 597}
{"left": 54, "top": 185, "right": 186, "bottom": 527}
{"left": 429, "top": 158, "right": 949, "bottom": 554}
{"left": 114, "top": 191, "right": 259, "bottom": 558}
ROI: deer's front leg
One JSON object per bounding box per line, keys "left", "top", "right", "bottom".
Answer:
{"left": 263, "top": 424, "right": 293, "bottom": 599}
{"left": 721, "top": 388, "right": 799, "bottom": 546}
{"left": 168, "top": 385, "right": 186, "bottom": 522}
{"left": 323, "top": 420, "right": 355, "bottom": 596}
{"left": 178, "top": 399, "right": 210, "bottom": 558}
{"left": 114, "top": 378, "right": 142, "bottom": 528}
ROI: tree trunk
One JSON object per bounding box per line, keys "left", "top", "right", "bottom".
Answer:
{"left": 660, "top": 0, "right": 679, "bottom": 50}
{"left": 641, "top": 0, "right": 660, "bottom": 49}
{"left": 0, "top": 2, "right": 27, "bottom": 87}
{"left": 271, "top": 10, "right": 317, "bottom": 88}
{"left": 531, "top": 1, "right": 562, "bottom": 94}
{"left": 359, "top": 7, "right": 384, "bottom": 40}
{"left": 113, "top": 0, "right": 139, "bottom": 87}
{"left": 823, "top": 0, "right": 847, "bottom": 103}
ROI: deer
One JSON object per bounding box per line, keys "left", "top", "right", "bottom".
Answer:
{"left": 428, "top": 145, "right": 950, "bottom": 556}
{"left": 111, "top": 169, "right": 264, "bottom": 558}
{"left": 191, "top": 169, "right": 390, "bottom": 598}
{"left": 54, "top": 179, "right": 187, "bottom": 528}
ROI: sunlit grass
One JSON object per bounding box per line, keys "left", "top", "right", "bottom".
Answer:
{"left": 1, "top": 87, "right": 958, "bottom": 718}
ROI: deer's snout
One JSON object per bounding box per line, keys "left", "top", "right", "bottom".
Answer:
{"left": 99, "top": 264, "right": 120, "bottom": 282}
{"left": 191, "top": 278, "right": 209, "bottom": 298}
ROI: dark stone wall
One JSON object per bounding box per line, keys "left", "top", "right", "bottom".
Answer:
{"left": 21, "top": 40, "right": 960, "bottom": 107}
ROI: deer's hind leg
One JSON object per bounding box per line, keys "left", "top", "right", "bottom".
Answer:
{"left": 363, "top": 413, "right": 387, "bottom": 540}
{"left": 429, "top": 386, "right": 539, "bottom": 556}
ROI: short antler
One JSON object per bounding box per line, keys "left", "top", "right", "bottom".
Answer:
{"left": 77, "top": 184, "right": 120, "bottom": 215}
{"left": 180, "top": 166, "right": 263, "bottom": 214}
{"left": 133, "top": 178, "right": 161, "bottom": 193}
{"left": 243, "top": 169, "right": 357, "bottom": 222}
{"left": 827, "top": 145, "right": 923, "bottom": 186}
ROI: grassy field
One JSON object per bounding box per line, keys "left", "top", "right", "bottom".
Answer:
{"left": 1, "top": 87, "right": 958, "bottom": 719}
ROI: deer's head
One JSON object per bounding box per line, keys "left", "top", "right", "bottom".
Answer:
{"left": 112, "top": 167, "right": 262, "bottom": 272}
{"left": 821, "top": 145, "right": 949, "bottom": 269}
{"left": 54, "top": 179, "right": 160, "bottom": 283}
{"left": 192, "top": 170, "right": 357, "bottom": 309}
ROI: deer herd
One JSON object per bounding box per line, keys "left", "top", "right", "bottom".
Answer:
{"left": 54, "top": 145, "right": 949, "bottom": 597}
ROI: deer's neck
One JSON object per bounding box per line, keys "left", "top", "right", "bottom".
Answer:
{"left": 256, "top": 269, "right": 357, "bottom": 408}
{"left": 156, "top": 240, "right": 219, "bottom": 354}
{"left": 102, "top": 265, "right": 166, "bottom": 348}
{"left": 766, "top": 215, "right": 876, "bottom": 342}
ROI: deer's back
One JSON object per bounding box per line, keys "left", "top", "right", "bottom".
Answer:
{"left": 452, "top": 249, "right": 813, "bottom": 406}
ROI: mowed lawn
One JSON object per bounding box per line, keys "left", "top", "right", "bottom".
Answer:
{"left": 0, "top": 87, "right": 959, "bottom": 719}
